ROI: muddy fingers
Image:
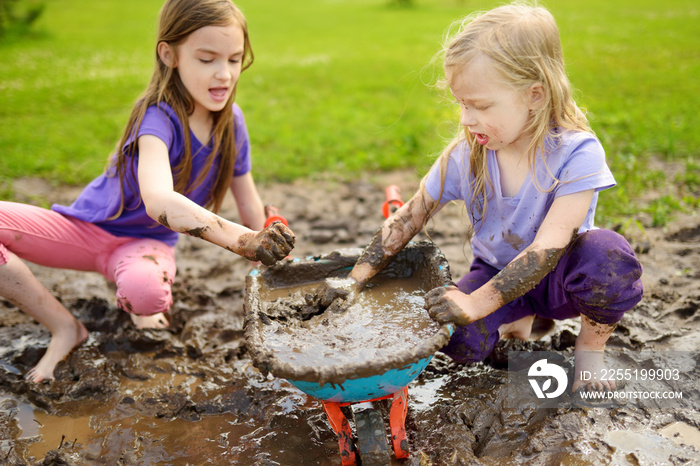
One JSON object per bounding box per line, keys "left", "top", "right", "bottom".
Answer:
{"left": 239, "top": 221, "right": 296, "bottom": 265}
{"left": 424, "top": 285, "right": 473, "bottom": 326}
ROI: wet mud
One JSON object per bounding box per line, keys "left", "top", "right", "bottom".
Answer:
{"left": 245, "top": 243, "right": 453, "bottom": 387}
{"left": 1, "top": 172, "right": 699, "bottom": 465}
{"left": 256, "top": 275, "right": 439, "bottom": 367}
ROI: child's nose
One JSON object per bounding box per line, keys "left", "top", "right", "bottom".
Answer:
{"left": 460, "top": 107, "right": 476, "bottom": 127}
{"left": 215, "top": 64, "right": 232, "bottom": 81}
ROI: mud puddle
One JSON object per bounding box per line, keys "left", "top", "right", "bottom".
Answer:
{"left": 1, "top": 172, "right": 699, "bottom": 464}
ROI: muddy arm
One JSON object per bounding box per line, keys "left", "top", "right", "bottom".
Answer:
{"left": 350, "top": 188, "right": 443, "bottom": 290}
{"left": 314, "top": 189, "right": 442, "bottom": 310}
{"left": 427, "top": 189, "right": 594, "bottom": 326}
{"left": 137, "top": 135, "right": 295, "bottom": 265}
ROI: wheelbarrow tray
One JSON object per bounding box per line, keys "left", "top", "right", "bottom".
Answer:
{"left": 244, "top": 241, "right": 454, "bottom": 403}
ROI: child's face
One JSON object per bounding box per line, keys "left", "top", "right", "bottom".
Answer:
{"left": 170, "top": 21, "right": 245, "bottom": 118}
{"left": 449, "top": 54, "right": 535, "bottom": 155}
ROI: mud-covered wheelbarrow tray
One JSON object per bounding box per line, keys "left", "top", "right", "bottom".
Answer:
{"left": 244, "top": 241, "right": 454, "bottom": 463}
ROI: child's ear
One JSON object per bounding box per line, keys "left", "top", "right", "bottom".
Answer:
{"left": 157, "top": 42, "right": 177, "bottom": 68}
{"left": 528, "top": 82, "right": 546, "bottom": 111}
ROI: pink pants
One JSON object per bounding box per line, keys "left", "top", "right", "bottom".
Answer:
{"left": 0, "top": 201, "right": 175, "bottom": 315}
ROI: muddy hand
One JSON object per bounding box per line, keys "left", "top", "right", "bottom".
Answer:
{"left": 424, "top": 285, "right": 473, "bottom": 326}
{"left": 243, "top": 221, "right": 296, "bottom": 265}
{"left": 314, "top": 277, "right": 357, "bottom": 311}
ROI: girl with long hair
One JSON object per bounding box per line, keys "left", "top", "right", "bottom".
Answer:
{"left": 0, "top": 0, "right": 295, "bottom": 383}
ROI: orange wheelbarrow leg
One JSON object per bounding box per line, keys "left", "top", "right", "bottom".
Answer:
{"left": 389, "top": 387, "right": 410, "bottom": 459}
{"left": 322, "top": 401, "right": 357, "bottom": 466}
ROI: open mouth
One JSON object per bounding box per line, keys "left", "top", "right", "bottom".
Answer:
{"left": 209, "top": 87, "right": 228, "bottom": 102}
{"left": 474, "top": 132, "right": 489, "bottom": 146}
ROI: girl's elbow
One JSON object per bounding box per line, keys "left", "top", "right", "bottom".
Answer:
{"left": 145, "top": 204, "right": 165, "bottom": 225}
{"left": 142, "top": 195, "right": 168, "bottom": 224}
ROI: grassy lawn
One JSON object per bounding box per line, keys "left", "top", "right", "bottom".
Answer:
{"left": 1, "top": 0, "right": 698, "bottom": 229}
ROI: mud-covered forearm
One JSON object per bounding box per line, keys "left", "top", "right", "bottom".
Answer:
{"left": 154, "top": 196, "right": 294, "bottom": 265}
{"left": 351, "top": 195, "right": 432, "bottom": 290}
{"left": 489, "top": 236, "right": 573, "bottom": 310}
{"left": 155, "top": 198, "right": 246, "bottom": 246}
{"left": 350, "top": 229, "right": 395, "bottom": 290}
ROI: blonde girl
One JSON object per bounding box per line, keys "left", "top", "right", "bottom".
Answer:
{"left": 316, "top": 3, "right": 642, "bottom": 392}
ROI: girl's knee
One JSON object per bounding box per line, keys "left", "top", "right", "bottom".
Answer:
{"left": 570, "top": 230, "right": 642, "bottom": 285}
{"left": 113, "top": 258, "right": 174, "bottom": 316}
{"left": 109, "top": 240, "right": 176, "bottom": 315}
{"left": 567, "top": 229, "right": 643, "bottom": 321}
{"left": 117, "top": 282, "right": 172, "bottom": 316}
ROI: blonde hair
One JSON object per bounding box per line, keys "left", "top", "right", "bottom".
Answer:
{"left": 109, "top": 0, "right": 254, "bottom": 218}
{"left": 423, "top": 2, "right": 590, "bottom": 233}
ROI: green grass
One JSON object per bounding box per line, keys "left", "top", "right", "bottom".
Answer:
{"left": 1, "top": 0, "right": 698, "bottom": 229}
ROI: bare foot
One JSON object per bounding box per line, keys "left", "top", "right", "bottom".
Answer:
{"left": 130, "top": 312, "right": 170, "bottom": 329}
{"left": 572, "top": 315, "right": 617, "bottom": 393}
{"left": 572, "top": 349, "right": 616, "bottom": 392}
{"left": 25, "top": 318, "right": 88, "bottom": 383}
{"left": 499, "top": 314, "right": 535, "bottom": 340}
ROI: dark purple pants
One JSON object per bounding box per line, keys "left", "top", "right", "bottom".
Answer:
{"left": 441, "top": 229, "right": 644, "bottom": 363}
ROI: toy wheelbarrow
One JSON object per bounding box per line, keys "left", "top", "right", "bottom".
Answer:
{"left": 245, "top": 189, "right": 454, "bottom": 464}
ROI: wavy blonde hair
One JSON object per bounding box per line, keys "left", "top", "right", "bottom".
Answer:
{"left": 108, "top": 0, "right": 254, "bottom": 218}
{"left": 423, "top": 2, "right": 591, "bottom": 233}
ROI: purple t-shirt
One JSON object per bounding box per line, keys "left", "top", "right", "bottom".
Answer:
{"left": 52, "top": 103, "right": 251, "bottom": 246}
{"left": 424, "top": 130, "right": 615, "bottom": 269}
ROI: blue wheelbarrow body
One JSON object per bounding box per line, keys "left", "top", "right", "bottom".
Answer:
{"left": 287, "top": 354, "right": 436, "bottom": 403}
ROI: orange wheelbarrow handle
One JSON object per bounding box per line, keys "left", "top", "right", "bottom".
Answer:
{"left": 382, "top": 185, "right": 404, "bottom": 219}
{"left": 264, "top": 205, "right": 289, "bottom": 228}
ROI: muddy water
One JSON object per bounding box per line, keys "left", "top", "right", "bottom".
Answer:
{"left": 259, "top": 275, "right": 440, "bottom": 368}
{"left": 0, "top": 350, "right": 342, "bottom": 464}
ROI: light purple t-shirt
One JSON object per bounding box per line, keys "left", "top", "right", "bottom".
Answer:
{"left": 52, "top": 103, "right": 251, "bottom": 246}
{"left": 424, "top": 130, "right": 615, "bottom": 269}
